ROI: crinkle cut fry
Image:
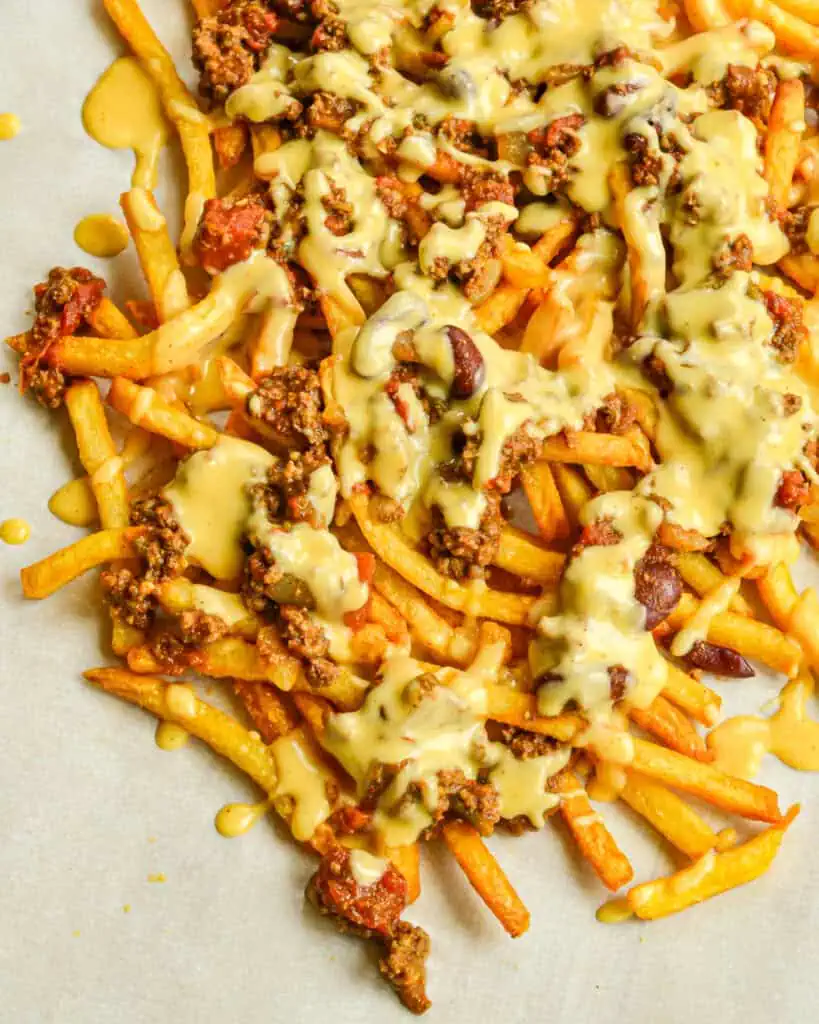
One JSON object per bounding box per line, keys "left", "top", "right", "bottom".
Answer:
{"left": 555, "top": 772, "right": 634, "bottom": 891}
{"left": 102, "top": 0, "right": 215, "bottom": 254}
{"left": 441, "top": 821, "right": 531, "bottom": 937}
{"left": 626, "top": 806, "right": 799, "bottom": 920}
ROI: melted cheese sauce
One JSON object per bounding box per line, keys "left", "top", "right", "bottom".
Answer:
{"left": 215, "top": 799, "right": 269, "bottom": 837}
{"left": 708, "top": 677, "right": 819, "bottom": 778}
{"left": 155, "top": 722, "right": 190, "bottom": 751}
{"left": 320, "top": 648, "right": 569, "bottom": 845}
{"left": 0, "top": 113, "right": 21, "bottom": 141}
{"left": 74, "top": 214, "right": 130, "bottom": 258}
{"left": 0, "top": 518, "right": 30, "bottom": 545}
{"left": 83, "top": 57, "right": 170, "bottom": 189}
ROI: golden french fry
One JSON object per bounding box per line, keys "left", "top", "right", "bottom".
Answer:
{"left": 441, "top": 821, "right": 530, "bottom": 937}
{"left": 662, "top": 663, "right": 722, "bottom": 727}
{"left": 757, "top": 562, "right": 799, "bottom": 630}
{"left": 675, "top": 553, "right": 753, "bottom": 615}
{"left": 539, "top": 432, "right": 652, "bottom": 472}
{"left": 86, "top": 297, "right": 138, "bottom": 340}
{"left": 723, "top": 0, "right": 819, "bottom": 56}
{"left": 473, "top": 283, "right": 529, "bottom": 335}
{"left": 494, "top": 527, "right": 565, "bottom": 586}
{"left": 765, "top": 79, "right": 805, "bottom": 209}
{"left": 213, "top": 122, "right": 248, "bottom": 169}
{"left": 108, "top": 377, "right": 219, "bottom": 448}
{"left": 664, "top": 592, "right": 802, "bottom": 677}
{"left": 103, "top": 0, "right": 216, "bottom": 253}
{"left": 620, "top": 773, "right": 719, "bottom": 860}
{"left": 65, "top": 380, "right": 129, "bottom": 529}
{"left": 86, "top": 667, "right": 279, "bottom": 791}
{"left": 682, "top": 0, "right": 730, "bottom": 30}
{"left": 609, "top": 161, "right": 665, "bottom": 329}
{"left": 628, "top": 738, "right": 782, "bottom": 823}
{"left": 49, "top": 333, "right": 154, "bottom": 379}
{"left": 385, "top": 843, "right": 421, "bottom": 904}
{"left": 556, "top": 773, "right": 634, "bottom": 891}
{"left": 550, "top": 463, "right": 594, "bottom": 525}
{"left": 627, "top": 806, "right": 799, "bottom": 920}
{"left": 629, "top": 696, "right": 711, "bottom": 762}
{"left": 121, "top": 188, "right": 191, "bottom": 322}
{"left": 780, "top": 251, "right": 819, "bottom": 295}
{"left": 21, "top": 528, "right": 143, "bottom": 599}
{"left": 485, "top": 684, "right": 583, "bottom": 741}
{"left": 499, "top": 235, "right": 551, "bottom": 290}
{"left": 520, "top": 461, "right": 571, "bottom": 542}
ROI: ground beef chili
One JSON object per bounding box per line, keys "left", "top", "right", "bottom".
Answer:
{"left": 307, "top": 846, "right": 431, "bottom": 1013}
{"left": 432, "top": 769, "right": 501, "bottom": 835}
{"left": 192, "top": 0, "right": 280, "bottom": 102}
{"left": 100, "top": 567, "right": 157, "bottom": 631}
{"left": 19, "top": 267, "right": 105, "bottom": 408}
{"left": 246, "top": 366, "right": 330, "bottom": 452}
{"left": 426, "top": 496, "right": 503, "bottom": 580}
{"left": 193, "top": 195, "right": 271, "bottom": 274}
{"left": 762, "top": 289, "right": 807, "bottom": 363}
{"left": 248, "top": 449, "right": 332, "bottom": 526}
{"left": 277, "top": 604, "right": 340, "bottom": 687}
{"left": 775, "top": 469, "right": 810, "bottom": 510}
{"left": 129, "top": 496, "right": 190, "bottom": 581}
{"left": 707, "top": 64, "right": 776, "bottom": 122}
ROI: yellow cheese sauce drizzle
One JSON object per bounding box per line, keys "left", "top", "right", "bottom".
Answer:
{"left": 0, "top": 113, "right": 21, "bottom": 141}
{"left": 0, "top": 518, "right": 31, "bottom": 545}
{"left": 82, "top": 57, "right": 170, "bottom": 189}
{"left": 74, "top": 214, "right": 130, "bottom": 259}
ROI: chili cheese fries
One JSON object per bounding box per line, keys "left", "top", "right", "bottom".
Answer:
{"left": 10, "top": 0, "right": 819, "bottom": 1012}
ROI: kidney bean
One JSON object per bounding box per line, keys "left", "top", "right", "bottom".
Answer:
{"left": 447, "top": 326, "right": 486, "bottom": 399}
{"left": 634, "top": 557, "right": 682, "bottom": 629}
{"left": 684, "top": 640, "right": 754, "bottom": 678}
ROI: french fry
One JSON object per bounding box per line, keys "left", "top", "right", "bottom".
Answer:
{"left": 190, "top": 0, "right": 227, "bottom": 15}
{"left": 108, "top": 377, "right": 219, "bottom": 448}
{"left": 520, "top": 461, "right": 571, "bottom": 542}
{"left": 723, "top": 0, "right": 819, "bottom": 56}
{"left": 65, "top": 381, "right": 129, "bottom": 529}
{"left": 674, "top": 552, "right": 753, "bottom": 615}
{"left": 620, "top": 773, "right": 719, "bottom": 860}
{"left": 628, "top": 738, "right": 782, "bottom": 823}
{"left": 539, "top": 432, "right": 652, "bottom": 472}
{"left": 350, "top": 492, "right": 544, "bottom": 626}
{"left": 609, "top": 161, "right": 665, "bottom": 329}
{"left": 627, "top": 806, "right": 799, "bottom": 920}
{"left": 682, "top": 0, "right": 730, "bottom": 30}
{"left": 120, "top": 188, "right": 191, "bottom": 322}
{"left": 441, "top": 821, "right": 530, "bottom": 937}
{"left": 499, "top": 235, "right": 551, "bottom": 290}
{"left": 532, "top": 215, "right": 579, "bottom": 263}
{"left": 49, "top": 333, "right": 154, "bottom": 379}
{"left": 629, "top": 695, "right": 711, "bottom": 762}
{"left": 485, "top": 684, "right": 583, "bottom": 741}
{"left": 551, "top": 463, "right": 594, "bottom": 526}
{"left": 774, "top": 0, "right": 819, "bottom": 25}
{"left": 249, "top": 303, "right": 298, "bottom": 380}
{"left": 583, "top": 463, "right": 635, "bottom": 494}
{"left": 661, "top": 662, "right": 722, "bottom": 727}
{"left": 234, "top": 679, "right": 299, "bottom": 743}
{"left": 493, "top": 527, "right": 565, "bottom": 586}
{"left": 86, "top": 667, "right": 280, "bottom": 789}
{"left": 780, "top": 250, "right": 819, "bottom": 294}
{"left": 103, "top": 0, "right": 216, "bottom": 253}
{"left": 765, "top": 79, "right": 805, "bottom": 210}
{"left": 757, "top": 562, "right": 799, "bottom": 630}
{"left": 555, "top": 772, "right": 634, "bottom": 891}
{"left": 21, "top": 528, "right": 143, "bottom": 599}
{"left": 367, "top": 591, "right": 410, "bottom": 643}
{"left": 86, "top": 297, "right": 138, "bottom": 340}
{"left": 473, "top": 283, "right": 529, "bottom": 335}
{"left": 386, "top": 843, "right": 421, "bottom": 904}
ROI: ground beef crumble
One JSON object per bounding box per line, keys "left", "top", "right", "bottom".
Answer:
{"left": 707, "top": 64, "right": 776, "bottom": 122}
{"left": 19, "top": 267, "right": 105, "bottom": 408}
{"left": 101, "top": 567, "right": 157, "bottom": 631}
{"left": 246, "top": 366, "right": 330, "bottom": 451}
{"left": 248, "top": 448, "right": 332, "bottom": 527}
{"left": 278, "top": 604, "right": 340, "bottom": 687}
{"left": 192, "top": 0, "right": 280, "bottom": 102}
{"left": 762, "top": 289, "right": 807, "bottom": 363}
{"left": 129, "top": 496, "right": 190, "bottom": 582}
{"left": 426, "top": 493, "right": 503, "bottom": 580}
{"left": 307, "top": 846, "right": 430, "bottom": 1014}
{"left": 193, "top": 194, "right": 271, "bottom": 274}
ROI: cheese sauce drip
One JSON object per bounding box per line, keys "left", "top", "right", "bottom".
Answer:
{"left": 320, "top": 648, "right": 569, "bottom": 845}
{"left": 530, "top": 492, "right": 667, "bottom": 719}
{"left": 83, "top": 57, "right": 170, "bottom": 189}
{"left": 74, "top": 214, "right": 130, "bottom": 258}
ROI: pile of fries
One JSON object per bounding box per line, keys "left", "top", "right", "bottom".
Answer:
{"left": 11, "top": 0, "right": 819, "bottom": 1013}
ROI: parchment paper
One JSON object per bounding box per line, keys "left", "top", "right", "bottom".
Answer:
{"left": 1, "top": 4, "right": 817, "bottom": 1022}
